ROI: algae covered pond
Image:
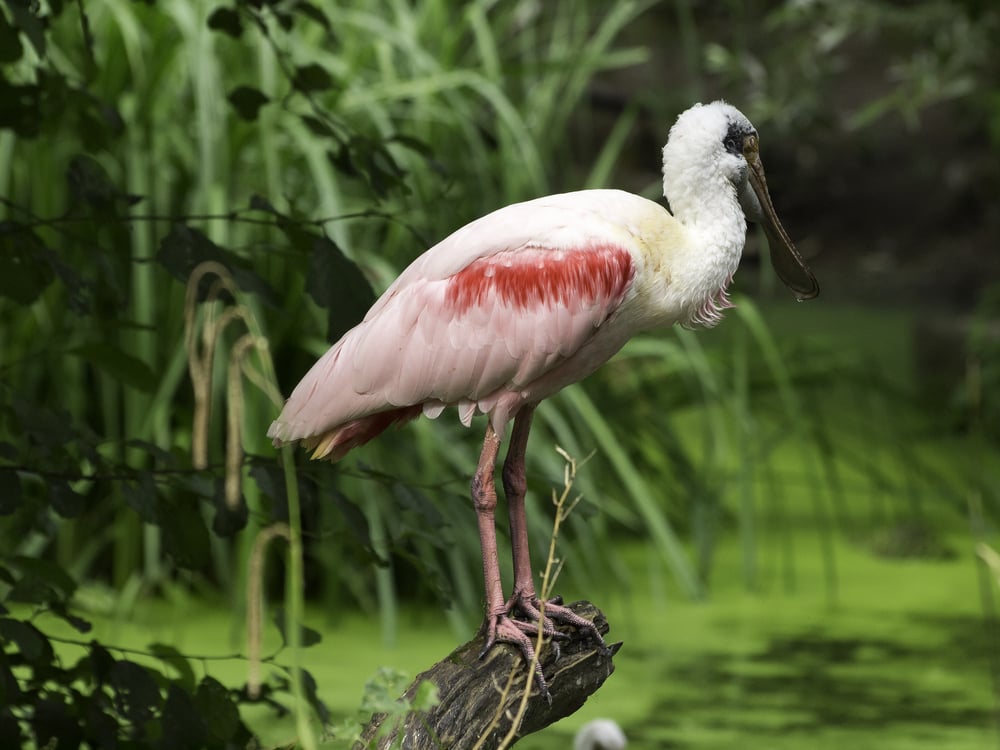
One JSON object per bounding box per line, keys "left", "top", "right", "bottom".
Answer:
{"left": 541, "top": 538, "right": 998, "bottom": 750}
{"left": 48, "top": 528, "right": 997, "bottom": 749}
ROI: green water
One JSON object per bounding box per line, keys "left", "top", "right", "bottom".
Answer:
{"left": 546, "top": 538, "right": 998, "bottom": 750}
{"left": 46, "top": 529, "right": 997, "bottom": 749}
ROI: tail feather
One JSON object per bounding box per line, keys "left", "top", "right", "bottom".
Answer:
{"left": 296, "top": 405, "right": 424, "bottom": 461}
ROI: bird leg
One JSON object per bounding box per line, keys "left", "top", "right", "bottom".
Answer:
{"left": 471, "top": 424, "right": 547, "bottom": 693}
{"left": 502, "top": 405, "right": 609, "bottom": 651}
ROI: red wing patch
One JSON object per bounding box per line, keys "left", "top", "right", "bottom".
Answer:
{"left": 444, "top": 244, "right": 634, "bottom": 314}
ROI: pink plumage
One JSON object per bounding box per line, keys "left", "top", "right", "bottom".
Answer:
{"left": 267, "top": 192, "right": 643, "bottom": 460}
{"left": 268, "top": 102, "right": 818, "bottom": 696}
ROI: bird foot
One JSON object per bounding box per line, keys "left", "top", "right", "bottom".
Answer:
{"left": 479, "top": 612, "right": 552, "bottom": 701}
{"left": 477, "top": 593, "right": 610, "bottom": 702}
{"left": 508, "top": 591, "right": 609, "bottom": 654}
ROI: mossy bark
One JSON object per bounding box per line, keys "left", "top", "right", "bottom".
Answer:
{"left": 356, "top": 601, "right": 620, "bottom": 749}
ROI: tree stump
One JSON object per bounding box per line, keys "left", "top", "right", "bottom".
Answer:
{"left": 356, "top": 601, "right": 620, "bottom": 749}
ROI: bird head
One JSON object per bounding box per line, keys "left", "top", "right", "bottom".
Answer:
{"left": 663, "top": 101, "right": 819, "bottom": 301}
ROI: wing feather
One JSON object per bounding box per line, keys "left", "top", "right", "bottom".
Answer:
{"left": 268, "top": 190, "right": 667, "bottom": 448}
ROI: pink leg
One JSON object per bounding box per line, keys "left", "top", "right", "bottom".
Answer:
{"left": 503, "top": 405, "right": 540, "bottom": 603}
{"left": 502, "top": 405, "right": 607, "bottom": 648}
{"left": 472, "top": 424, "right": 547, "bottom": 692}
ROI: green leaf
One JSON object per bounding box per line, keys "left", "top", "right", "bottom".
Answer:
{"left": 248, "top": 194, "right": 278, "bottom": 213}
{"left": 148, "top": 643, "right": 196, "bottom": 693}
{"left": 82, "top": 698, "right": 117, "bottom": 748}
{"left": 156, "top": 223, "right": 279, "bottom": 305}
{"left": 5, "top": 0, "right": 45, "bottom": 57}
{"left": 0, "top": 652, "right": 21, "bottom": 703}
{"left": 110, "top": 660, "right": 162, "bottom": 725}
{"left": 360, "top": 667, "right": 409, "bottom": 713}
{"left": 331, "top": 488, "right": 382, "bottom": 562}
{"left": 88, "top": 642, "right": 116, "bottom": 685}
{"left": 72, "top": 341, "right": 158, "bottom": 393}
{"left": 411, "top": 679, "right": 440, "bottom": 711}
{"left": 340, "top": 135, "right": 409, "bottom": 199}
{"left": 211, "top": 482, "right": 248, "bottom": 537}
{"left": 293, "top": 1, "right": 331, "bottom": 30}
{"left": 49, "top": 602, "right": 92, "bottom": 634}
{"left": 156, "top": 223, "right": 231, "bottom": 283}
{"left": 31, "top": 697, "right": 77, "bottom": 749}
{"left": 65, "top": 154, "right": 136, "bottom": 213}
{"left": 326, "top": 143, "right": 357, "bottom": 176}
{"left": 122, "top": 471, "right": 159, "bottom": 524}
{"left": 292, "top": 63, "right": 334, "bottom": 93}
{"left": 0, "top": 619, "right": 54, "bottom": 665}
{"left": 272, "top": 7, "right": 294, "bottom": 31}
{"left": 125, "top": 439, "right": 176, "bottom": 468}
{"left": 306, "top": 236, "right": 377, "bottom": 341}
{"left": 0, "top": 222, "right": 55, "bottom": 304}
{"left": 0, "top": 11, "right": 24, "bottom": 64}
{"left": 6, "top": 556, "right": 77, "bottom": 605}
{"left": 299, "top": 667, "right": 331, "bottom": 722}
{"left": 0, "top": 469, "right": 21, "bottom": 516}
{"left": 228, "top": 86, "right": 269, "bottom": 121}
{"left": 12, "top": 401, "right": 74, "bottom": 449}
{"left": 0, "top": 80, "right": 40, "bottom": 137}
{"left": 389, "top": 132, "right": 435, "bottom": 159}
{"left": 300, "top": 114, "right": 335, "bottom": 138}
{"left": 207, "top": 6, "right": 243, "bottom": 37}
{"left": 0, "top": 709, "right": 23, "bottom": 748}
{"left": 272, "top": 608, "right": 323, "bottom": 649}
{"left": 49, "top": 480, "right": 84, "bottom": 518}
{"left": 195, "top": 676, "right": 241, "bottom": 744}
{"left": 161, "top": 685, "right": 208, "bottom": 750}
{"left": 248, "top": 463, "right": 286, "bottom": 507}
{"left": 159, "top": 497, "right": 211, "bottom": 570}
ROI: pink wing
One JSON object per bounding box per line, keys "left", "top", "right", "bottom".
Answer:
{"left": 268, "top": 193, "right": 641, "bottom": 460}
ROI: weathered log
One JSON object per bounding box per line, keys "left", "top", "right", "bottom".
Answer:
{"left": 356, "top": 601, "right": 620, "bottom": 749}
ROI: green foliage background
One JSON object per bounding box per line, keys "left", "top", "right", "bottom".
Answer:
{"left": 1, "top": 0, "right": 999, "bottom": 747}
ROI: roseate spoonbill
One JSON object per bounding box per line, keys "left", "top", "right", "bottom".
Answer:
{"left": 574, "top": 719, "right": 627, "bottom": 750}
{"left": 268, "top": 101, "right": 818, "bottom": 693}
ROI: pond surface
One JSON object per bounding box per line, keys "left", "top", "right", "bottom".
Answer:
{"left": 48, "top": 530, "right": 997, "bottom": 749}
{"left": 516, "top": 537, "right": 998, "bottom": 749}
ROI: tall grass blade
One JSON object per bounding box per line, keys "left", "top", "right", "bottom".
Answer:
{"left": 559, "top": 386, "right": 703, "bottom": 599}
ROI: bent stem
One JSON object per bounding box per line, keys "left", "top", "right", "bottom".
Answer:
{"left": 246, "top": 522, "right": 291, "bottom": 697}
{"left": 184, "top": 262, "right": 312, "bottom": 742}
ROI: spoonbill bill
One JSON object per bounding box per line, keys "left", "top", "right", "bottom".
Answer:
{"left": 268, "top": 101, "right": 818, "bottom": 693}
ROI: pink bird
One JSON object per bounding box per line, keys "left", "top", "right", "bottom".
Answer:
{"left": 268, "top": 101, "right": 818, "bottom": 693}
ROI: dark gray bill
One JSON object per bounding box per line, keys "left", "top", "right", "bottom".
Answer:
{"left": 747, "top": 153, "right": 819, "bottom": 301}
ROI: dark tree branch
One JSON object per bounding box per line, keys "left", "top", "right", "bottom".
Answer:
{"left": 357, "top": 601, "right": 621, "bottom": 749}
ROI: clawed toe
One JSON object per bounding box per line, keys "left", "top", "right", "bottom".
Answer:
{"left": 480, "top": 613, "right": 550, "bottom": 698}
{"left": 479, "top": 596, "right": 607, "bottom": 701}
{"left": 510, "top": 593, "right": 607, "bottom": 651}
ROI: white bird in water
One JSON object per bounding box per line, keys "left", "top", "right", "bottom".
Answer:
{"left": 574, "top": 718, "right": 627, "bottom": 750}
{"left": 269, "top": 100, "right": 818, "bottom": 695}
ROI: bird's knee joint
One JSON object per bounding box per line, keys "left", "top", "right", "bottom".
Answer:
{"left": 501, "top": 464, "right": 527, "bottom": 500}
{"left": 471, "top": 473, "right": 497, "bottom": 513}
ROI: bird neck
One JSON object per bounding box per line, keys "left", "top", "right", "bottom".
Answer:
{"left": 662, "top": 167, "right": 748, "bottom": 277}
{"left": 657, "top": 168, "right": 747, "bottom": 329}
{"left": 662, "top": 168, "right": 746, "bottom": 240}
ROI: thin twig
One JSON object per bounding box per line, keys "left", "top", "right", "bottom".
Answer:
{"left": 494, "top": 447, "right": 582, "bottom": 750}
